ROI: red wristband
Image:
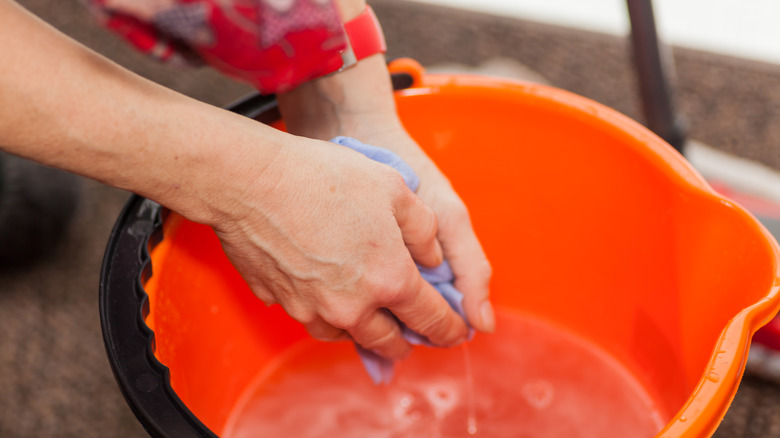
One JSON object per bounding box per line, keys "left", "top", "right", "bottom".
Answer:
{"left": 337, "top": 6, "right": 387, "bottom": 71}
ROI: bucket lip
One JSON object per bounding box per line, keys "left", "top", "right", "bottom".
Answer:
{"left": 100, "top": 195, "right": 218, "bottom": 438}
{"left": 405, "top": 72, "right": 708, "bottom": 190}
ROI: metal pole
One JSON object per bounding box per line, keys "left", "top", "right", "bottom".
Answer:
{"left": 625, "top": 0, "right": 687, "bottom": 154}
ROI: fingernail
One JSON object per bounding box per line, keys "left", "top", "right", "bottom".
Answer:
{"left": 480, "top": 301, "right": 496, "bottom": 333}
{"left": 444, "top": 335, "right": 468, "bottom": 348}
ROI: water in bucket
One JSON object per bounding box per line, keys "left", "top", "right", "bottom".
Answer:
{"left": 222, "top": 309, "right": 666, "bottom": 438}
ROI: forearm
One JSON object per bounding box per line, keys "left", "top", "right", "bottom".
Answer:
{"left": 0, "top": 0, "right": 285, "bottom": 225}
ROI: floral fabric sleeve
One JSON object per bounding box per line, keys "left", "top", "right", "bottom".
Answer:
{"left": 82, "top": 0, "right": 347, "bottom": 93}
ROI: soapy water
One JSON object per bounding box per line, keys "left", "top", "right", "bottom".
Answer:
{"left": 222, "top": 309, "right": 665, "bottom": 438}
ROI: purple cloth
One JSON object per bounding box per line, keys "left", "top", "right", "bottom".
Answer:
{"left": 330, "top": 136, "right": 472, "bottom": 384}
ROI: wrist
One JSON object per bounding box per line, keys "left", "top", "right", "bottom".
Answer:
{"left": 277, "top": 54, "right": 399, "bottom": 139}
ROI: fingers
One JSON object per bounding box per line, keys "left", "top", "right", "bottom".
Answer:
{"left": 291, "top": 303, "right": 411, "bottom": 359}
{"left": 387, "top": 271, "right": 470, "bottom": 347}
{"left": 452, "top": 247, "right": 494, "bottom": 333}
{"left": 347, "top": 309, "right": 412, "bottom": 360}
{"left": 304, "top": 315, "right": 351, "bottom": 342}
{"left": 394, "top": 188, "right": 443, "bottom": 268}
{"left": 439, "top": 205, "right": 495, "bottom": 333}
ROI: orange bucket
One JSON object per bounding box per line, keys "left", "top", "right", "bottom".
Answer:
{"left": 100, "top": 59, "right": 780, "bottom": 437}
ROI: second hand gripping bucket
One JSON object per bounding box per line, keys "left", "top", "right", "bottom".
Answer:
{"left": 100, "top": 59, "right": 780, "bottom": 438}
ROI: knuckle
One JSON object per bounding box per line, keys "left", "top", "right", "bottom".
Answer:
{"left": 357, "top": 328, "right": 398, "bottom": 352}
{"left": 248, "top": 283, "right": 278, "bottom": 306}
{"left": 445, "top": 195, "right": 468, "bottom": 214}
{"left": 434, "top": 188, "right": 466, "bottom": 210}
{"left": 253, "top": 291, "right": 277, "bottom": 306}
{"left": 374, "top": 270, "right": 417, "bottom": 306}
{"left": 414, "top": 306, "right": 453, "bottom": 341}
{"left": 320, "top": 306, "right": 363, "bottom": 331}
{"left": 307, "top": 325, "right": 346, "bottom": 342}
{"left": 360, "top": 266, "right": 408, "bottom": 305}
{"left": 380, "top": 285, "right": 407, "bottom": 308}
{"left": 418, "top": 206, "right": 439, "bottom": 240}
{"left": 436, "top": 200, "right": 472, "bottom": 238}
{"left": 395, "top": 183, "right": 420, "bottom": 207}
{"left": 376, "top": 166, "right": 408, "bottom": 195}
{"left": 386, "top": 168, "right": 410, "bottom": 190}
{"left": 476, "top": 259, "right": 493, "bottom": 281}
{"left": 283, "top": 304, "right": 317, "bottom": 325}
{"left": 446, "top": 200, "right": 471, "bottom": 227}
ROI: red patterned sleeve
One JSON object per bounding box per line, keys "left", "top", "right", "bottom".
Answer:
{"left": 82, "top": 0, "right": 347, "bottom": 93}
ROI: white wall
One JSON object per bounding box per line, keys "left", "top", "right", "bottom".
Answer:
{"left": 409, "top": 0, "right": 780, "bottom": 65}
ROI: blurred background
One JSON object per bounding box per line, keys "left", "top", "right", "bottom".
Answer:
{"left": 418, "top": 0, "right": 780, "bottom": 65}
{"left": 1, "top": 0, "right": 779, "bottom": 436}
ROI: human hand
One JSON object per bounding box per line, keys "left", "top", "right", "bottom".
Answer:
{"left": 348, "top": 127, "right": 495, "bottom": 334}
{"left": 276, "top": 54, "right": 494, "bottom": 334}
{"left": 210, "top": 137, "right": 471, "bottom": 359}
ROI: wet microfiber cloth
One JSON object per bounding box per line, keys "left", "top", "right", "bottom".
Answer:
{"left": 330, "top": 136, "right": 472, "bottom": 384}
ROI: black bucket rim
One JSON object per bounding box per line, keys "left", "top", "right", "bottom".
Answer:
{"left": 100, "top": 196, "right": 216, "bottom": 437}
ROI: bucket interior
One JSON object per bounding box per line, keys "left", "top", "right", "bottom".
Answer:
{"left": 141, "top": 75, "right": 780, "bottom": 437}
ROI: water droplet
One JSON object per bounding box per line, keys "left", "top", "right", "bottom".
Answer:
{"left": 680, "top": 415, "right": 687, "bottom": 422}
{"left": 467, "top": 417, "right": 478, "bottom": 435}
{"left": 426, "top": 384, "right": 458, "bottom": 419}
{"left": 393, "top": 393, "right": 418, "bottom": 421}
{"left": 522, "top": 379, "right": 555, "bottom": 409}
